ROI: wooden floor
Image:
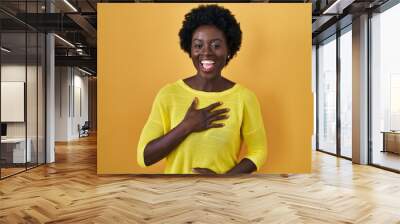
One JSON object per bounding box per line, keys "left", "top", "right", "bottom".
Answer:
{"left": 0, "top": 167, "right": 26, "bottom": 178}
{"left": 1, "top": 135, "right": 400, "bottom": 223}
{"left": 373, "top": 150, "right": 400, "bottom": 171}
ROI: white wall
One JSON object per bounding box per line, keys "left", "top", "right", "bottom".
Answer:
{"left": 55, "top": 67, "right": 70, "bottom": 141}
{"left": 72, "top": 73, "right": 89, "bottom": 138}
{"left": 55, "top": 67, "right": 89, "bottom": 141}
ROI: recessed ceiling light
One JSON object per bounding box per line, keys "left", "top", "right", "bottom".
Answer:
{"left": 63, "top": 0, "right": 78, "bottom": 12}
{"left": 322, "top": 0, "right": 354, "bottom": 15}
{"left": 1, "top": 47, "right": 11, "bottom": 53}
{"left": 54, "top": 34, "right": 75, "bottom": 48}
{"left": 77, "top": 67, "right": 93, "bottom": 76}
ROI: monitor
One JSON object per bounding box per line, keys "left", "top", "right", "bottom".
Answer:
{"left": 1, "top": 123, "right": 7, "bottom": 137}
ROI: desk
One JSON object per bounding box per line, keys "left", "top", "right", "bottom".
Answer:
{"left": 1, "top": 138, "right": 31, "bottom": 163}
{"left": 382, "top": 131, "right": 400, "bottom": 154}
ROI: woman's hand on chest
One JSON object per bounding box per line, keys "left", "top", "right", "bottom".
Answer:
{"left": 181, "top": 97, "right": 230, "bottom": 134}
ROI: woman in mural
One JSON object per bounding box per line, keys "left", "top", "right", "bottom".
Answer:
{"left": 137, "top": 4, "right": 267, "bottom": 174}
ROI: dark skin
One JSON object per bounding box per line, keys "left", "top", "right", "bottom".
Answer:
{"left": 143, "top": 25, "right": 257, "bottom": 174}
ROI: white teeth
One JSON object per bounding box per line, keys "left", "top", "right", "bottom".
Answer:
{"left": 201, "top": 60, "right": 215, "bottom": 64}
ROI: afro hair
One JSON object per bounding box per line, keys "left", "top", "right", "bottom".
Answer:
{"left": 178, "top": 5, "right": 242, "bottom": 65}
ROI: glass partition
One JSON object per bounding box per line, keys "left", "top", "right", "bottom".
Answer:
{"left": 27, "top": 30, "right": 38, "bottom": 169}
{"left": 38, "top": 32, "right": 45, "bottom": 165}
{"left": 317, "top": 35, "right": 337, "bottom": 154}
{"left": 1, "top": 31, "right": 28, "bottom": 177}
{"left": 0, "top": 1, "right": 46, "bottom": 179}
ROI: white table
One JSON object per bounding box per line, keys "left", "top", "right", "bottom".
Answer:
{"left": 1, "top": 138, "right": 31, "bottom": 163}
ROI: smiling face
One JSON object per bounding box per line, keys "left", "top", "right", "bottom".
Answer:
{"left": 191, "top": 25, "right": 229, "bottom": 80}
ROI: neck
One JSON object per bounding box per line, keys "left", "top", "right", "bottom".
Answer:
{"left": 194, "top": 74, "right": 223, "bottom": 92}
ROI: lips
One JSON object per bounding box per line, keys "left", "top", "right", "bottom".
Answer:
{"left": 200, "top": 60, "right": 215, "bottom": 73}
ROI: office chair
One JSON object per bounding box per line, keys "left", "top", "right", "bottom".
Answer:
{"left": 79, "top": 121, "right": 90, "bottom": 138}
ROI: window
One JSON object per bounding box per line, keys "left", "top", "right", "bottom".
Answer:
{"left": 339, "top": 28, "right": 352, "bottom": 158}
{"left": 317, "top": 35, "right": 337, "bottom": 154}
{"left": 371, "top": 2, "right": 400, "bottom": 171}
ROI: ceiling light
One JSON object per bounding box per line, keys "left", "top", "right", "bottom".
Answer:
{"left": 63, "top": 0, "right": 78, "bottom": 12}
{"left": 76, "top": 48, "right": 85, "bottom": 55}
{"left": 1, "top": 47, "right": 11, "bottom": 53}
{"left": 77, "top": 67, "right": 93, "bottom": 76}
{"left": 54, "top": 34, "right": 75, "bottom": 48}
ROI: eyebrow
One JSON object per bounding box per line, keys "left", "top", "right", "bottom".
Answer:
{"left": 193, "top": 38, "right": 223, "bottom": 42}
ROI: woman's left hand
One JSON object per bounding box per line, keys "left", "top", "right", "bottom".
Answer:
{"left": 192, "top": 167, "right": 217, "bottom": 174}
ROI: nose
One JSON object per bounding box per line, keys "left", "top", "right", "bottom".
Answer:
{"left": 200, "top": 44, "right": 213, "bottom": 56}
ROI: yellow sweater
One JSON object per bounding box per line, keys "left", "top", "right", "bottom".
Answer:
{"left": 137, "top": 80, "right": 267, "bottom": 174}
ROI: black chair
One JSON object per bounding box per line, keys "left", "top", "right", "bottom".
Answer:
{"left": 79, "top": 121, "right": 90, "bottom": 138}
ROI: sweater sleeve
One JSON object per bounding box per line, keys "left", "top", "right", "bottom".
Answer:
{"left": 241, "top": 90, "right": 268, "bottom": 171}
{"left": 137, "top": 90, "right": 167, "bottom": 168}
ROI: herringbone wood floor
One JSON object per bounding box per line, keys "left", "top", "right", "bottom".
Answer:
{"left": 1, "top": 135, "right": 400, "bottom": 223}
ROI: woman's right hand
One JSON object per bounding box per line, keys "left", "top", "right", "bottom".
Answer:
{"left": 182, "top": 97, "right": 229, "bottom": 133}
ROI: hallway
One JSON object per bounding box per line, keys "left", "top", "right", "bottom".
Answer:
{"left": 0, "top": 135, "right": 400, "bottom": 223}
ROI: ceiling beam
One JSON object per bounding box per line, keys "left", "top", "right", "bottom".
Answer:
{"left": 55, "top": 55, "right": 96, "bottom": 70}
{"left": 67, "top": 13, "right": 97, "bottom": 42}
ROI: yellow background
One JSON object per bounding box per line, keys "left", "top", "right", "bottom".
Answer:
{"left": 98, "top": 3, "right": 312, "bottom": 174}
